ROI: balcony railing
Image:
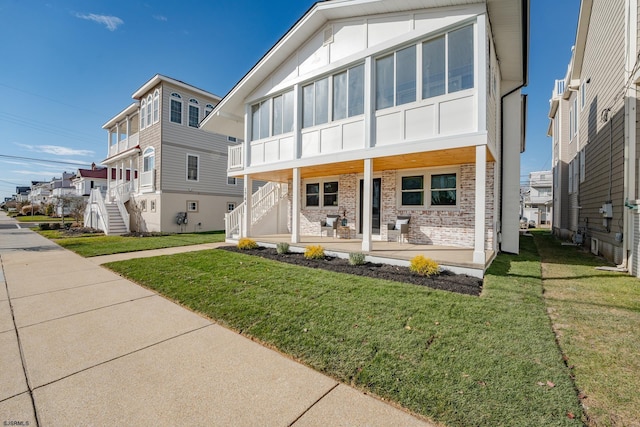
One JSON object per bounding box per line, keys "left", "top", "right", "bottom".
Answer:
{"left": 140, "top": 169, "right": 155, "bottom": 189}
{"left": 228, "top": 145, "right": 243, "bottom": 170}
{"left": 109, "top": 133, "right": 140, "bottom": 157}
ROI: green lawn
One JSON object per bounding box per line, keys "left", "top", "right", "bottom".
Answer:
{"left": 15, "top": 215, "right": 75, "bottom": 223}
{"left": 533, "top": 231, "right": 640, "bottom": 426}
{"left": 105, "top": 237, "right": 582, "bottom": 426}
{"left": 40, "top": 230, "right": 225, "bottom": 257}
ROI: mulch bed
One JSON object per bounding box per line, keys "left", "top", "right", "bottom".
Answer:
{"left": 221, "top": 246, "right": 483, "bottom": 296}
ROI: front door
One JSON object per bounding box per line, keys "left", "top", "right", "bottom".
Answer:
{"left": 359, "top": 178, "right": 381, "bottom": 235}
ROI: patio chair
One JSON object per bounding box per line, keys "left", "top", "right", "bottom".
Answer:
{"left": 387, "top": 215, "right": 410, "bottom": 243}
{"left": 320, "top": 214, "right": 340, "bottom": 237}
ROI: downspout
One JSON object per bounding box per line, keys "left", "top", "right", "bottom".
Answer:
{"left": 498, "top": 0, "right": 529, "bottom": 253}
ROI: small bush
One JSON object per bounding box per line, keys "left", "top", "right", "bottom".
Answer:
{"left": 39, "top": 223, "right": 51, "bottom": 231}
{"left": 304, "top": 245, "right": 325, "bottom": 260}
{"left": 237, "top": 238, "right": 258, "bottom": 250}
{"left": 50, "top": 222, "right": 61, "bottom": 230}
{"left": 409, "top": 255, "right": 440, "bottom": 276}
{"left": 276, "top": 242, "right": 289, "bottom": 254}
{"left": 348, "top": 252, "right": 366, "bottom": 266}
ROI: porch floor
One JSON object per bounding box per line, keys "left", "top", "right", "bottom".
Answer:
{"left": 235, "top": 234, "right": 495, "bottom": 278}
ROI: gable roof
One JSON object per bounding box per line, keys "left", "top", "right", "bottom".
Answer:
{"left": 201, "top": 0, "right": 528, "bottom": 138}
{"left": 76, "top": 167, "right": 108, "bottom": 179}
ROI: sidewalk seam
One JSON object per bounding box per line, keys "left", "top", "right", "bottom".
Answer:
{"left": 1, "top": 255, "right": 41, "bottom": 427}
{"left": 287, "top": 382, "right": 339, "bottom": 426}
{"left": 8, "top": 278, "right": 126, "bottom": 301}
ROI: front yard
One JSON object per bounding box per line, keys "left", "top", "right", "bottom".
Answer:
{"left": 105, "top": 237, "right": 583, "bottom": 426}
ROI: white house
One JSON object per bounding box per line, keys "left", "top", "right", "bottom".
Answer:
{"left": 201, "top": 0, "right": 529, "bottom": 277}
{"left": 73, "top": 163, "right": 109, "bottom": 197}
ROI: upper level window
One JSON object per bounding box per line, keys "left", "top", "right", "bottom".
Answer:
{"left": 140, "top": 99, "right": 147, "bottom": 129}
{"left": 170, "top": 93, "right": 182, "bottom": 124}
{"left": 333, "top": 63, "right": 365, "bottom": 120}
{"left": 205, "top": 103, "right": 214, "bottom": 117}
{"left": 303, "top": 77, "right": 329, "bottom": 128}
{"left": 272, "top": 90, "right": 294, "bottom": 136}
{"left": 580, "top": 81, "right": 586, "bottom": 110}
{"left": 143, "top": 147, "right": 155, "bottom": 172}
{"left": 153, "top": 90, "right": 159, "bottom": 123}
{"left": 377, "top": 24, "right": 475, "bottom": 110}
{"left": 188, "top": 99, "right": 199, "bottom": 128}
{"left": 146, "top": 95, "right": 152, "bottom": 127}
{"left": 187, "top": 154, "right": 199, "bottom": 181}
{"left": 251, "top": 100, "right": 271, "bottom": 141}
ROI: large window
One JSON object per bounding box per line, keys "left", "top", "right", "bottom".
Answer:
{"left": 152, "top": 90, "right": 159, "bottom": 123}
{"left": 187, "top": 154, "right": 199, "bottom": 181}
{"left": 376, "top": 24, "right": 475, "bottom": 110}
{"left": 333, "top": 64, "right": 365, "bottom": 120}
{"left": 251, "top": 100, "right": 271, "bottom": 141}
{"left": 188, "top": 99, "right": 199, "bottom": 128}
{"left": 170, "top": 93, "right": 182, "bottom": 124}
{"left": 305, "top": 180, "right": 339, "bottom": 208}
{"left": 303, "top": 77, "right": 329, "bottom": 128}
{"left": 399, "top": 170, "right": 458, "bottom": 208}
{"left": 143, "top": 147, "right": 154, "bottom": 172}
{"left": 140, "top": 99, "right": 147, "bottom": 129}
{"left": 146, "top": 95, "right": 152, "bottom": 127}
{"left": 272, "top": 90, "right": 294, "bottom": 136}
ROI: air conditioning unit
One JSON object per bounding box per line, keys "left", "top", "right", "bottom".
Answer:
{"left": 591, "top": 237, "right": 599, "bottom": 255}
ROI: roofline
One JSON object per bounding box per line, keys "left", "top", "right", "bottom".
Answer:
{"left": 570, "top": 0, "right": 593, "bottom": 81}
{"left": 102, "top": 102, "right": 140, "bottom": 129}
{"left": 131, "top": 74, "right": 223, "bottom": 101}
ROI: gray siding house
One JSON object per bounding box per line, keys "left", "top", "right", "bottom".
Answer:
{"left": 87, "top": 75, "right": 245, "bottom": 234}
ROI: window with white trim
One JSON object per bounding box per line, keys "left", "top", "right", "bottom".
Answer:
{"left": 140, "top": 99, "right": 147, "bottom": 129}
{"left": 399, "top": 169, "right": 458, "bottom": 208}
{"left": 580, "top": 148, "right": 585, "bottom": 183}
{"left": 150, "top": 199, "right": 156, "bottom": 212}
{"left": 170, "top": 93, "right": 182, "bottom": 124}
{"left": 187, "top": 200, "right": 198, "bottom": 212}
{"left": 251, "top": 100, "right": 270, "bottom": 141}
{"left": 146, "top": 95, "right": 152, "bottom": 127}
{"left": 227, "top": 202, "right": 235, "bottom": 212}
{"left": 303, "top": 77, "right": 329, "bottom": 128}
{"left": 153, "top": 90, "right": 159, "bottom": 123}
{"left": 580, "top": 81, "right": 586, "bottom": 110}
{"left": 187, "top": 154, "right": 199, "bottom": 181}
{"left": 272, "top": 90, "right": 294, "bottom": 136}
{"left": 143, "top": 147, "right": 155, "bottom": 172}
{"left": 304, "top": 180, "right": 339, "bottom": 208}
{"left": 227, "top": 177, "right": 237, "bottom": 185}
{"left": 188, "top": 98, "right": 199, "bottom": 128}
{"left": 205, "top": 103, "right": 214, "bottom": 117}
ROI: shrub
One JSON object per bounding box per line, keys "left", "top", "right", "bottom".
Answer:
{"left": 237, "top": 238, "right": 258, "bottom": 250}
{"left": 304, "top": 245, "right": 325, "bottom": 260}
{"left": 39, "top": 223, "right": 51, "bottom": 231}
{"left": 50, "top": 222, "right": 61, "bottom": 230}
{"left": 276, "top": 242, "right": 289, "bottom": 254}
{"left": 348, "top": 252, "right": 366, "bottom": 266}
{"left": 409, "top": 255, "right": 440, "bottom": 277}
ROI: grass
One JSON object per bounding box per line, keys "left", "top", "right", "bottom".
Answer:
{"left": 15, "top": 214, "right": 75, "bottom": 223}
{"left": 40, "top": 230, "right": 225, "bottom": 257}
{"left": 105, "top": 237, "right": 582, "bottom": 426}
{"left": 533, "top": 230, "right": 640, "bottom": 426}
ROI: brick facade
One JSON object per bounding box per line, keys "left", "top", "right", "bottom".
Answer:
{"left": 291, "top": 163, "right": 495, "bottom": 249}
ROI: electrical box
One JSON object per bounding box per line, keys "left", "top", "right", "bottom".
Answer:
{"left": 599, "top": 203, "right": 613, "bottom": 219}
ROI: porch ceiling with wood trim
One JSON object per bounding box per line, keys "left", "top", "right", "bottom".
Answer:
{"left": 248, "top": 146, "right": 495, "bottom": 182}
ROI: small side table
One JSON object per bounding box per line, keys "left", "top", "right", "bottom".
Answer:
{"left": 337, "top": 225, "right": 351, "bottom": 239}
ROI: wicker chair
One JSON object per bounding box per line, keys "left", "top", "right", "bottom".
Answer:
{"left": 320, "top": 214, "right": 340, "bottom": 237}
{"left": 387, "top": 215, "right": 411, "bottom": 243}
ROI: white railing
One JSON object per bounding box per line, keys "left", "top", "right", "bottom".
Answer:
{"left": 110, "top": 181, "right": 133, "bottom": 203}
{"left": 141, "top": 169, "right": 155, "bottom": 188}
{"left": 224, "top": 182, "right": 288, "bottom": 238}
{"left": 228, "top": 145, "right": 243, "bottom": 170}
{"left": 85, "top": 188, "right": 109, "bottom": 233}
{"left": 115, "top": 194, "right": 130, "bottom": 233}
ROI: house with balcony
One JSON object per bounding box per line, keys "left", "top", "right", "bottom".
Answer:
{"left": 86, "top": 74, "right": 245, "bottom": 235}
{"left": 201, "top": 0, "right": 528, "bottom": 277}
{"left": 73, "top": 163, "right": 109, "bottom": 197}
{"left": 546, "top": 0, "right": 640, "bottom": 275}
{"left": 522, "top": 170, "right": 552, "bottom": 227}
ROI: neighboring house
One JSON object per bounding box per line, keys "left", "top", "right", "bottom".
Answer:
{"left": 50, "top": 172, "right": 77, "bottom": 216}
{"left": 201, "top": 0, "right": 529, "bottom": 276}
{"left": 15, "top": 186, "right": 30, "bottom": 203}
{"left": 28, "top": 181, "right": 51, "bottom": 205}
{"left": 547, "top": 0, "right": 639, "bottom": 273}
{"left": 87, "top": 74, "right": 245, "bottom": 235}
{"left": 73, "top": 163, "right": 108, "bottom": 196}
{"left": 522, "top": 170, "right": 552, "bottom": 227}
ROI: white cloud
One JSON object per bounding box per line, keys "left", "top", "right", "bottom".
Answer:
{"left": 16, "top": 143, "right": 94, "bottom": 157}
{"left": 153, "top": 15, "right": 167, "bottom": 22}
{"left": 75, "top": 12, "right": 124, "bottom": 31}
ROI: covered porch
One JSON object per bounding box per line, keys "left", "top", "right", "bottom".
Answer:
{"left": 232, "top": 234, "right": 495, "bottom": 278}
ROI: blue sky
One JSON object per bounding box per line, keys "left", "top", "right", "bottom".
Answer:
{"left": 0, "top": 0, "right": 579, "bottom": 201}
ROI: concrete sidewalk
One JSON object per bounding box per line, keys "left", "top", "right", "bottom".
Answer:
{"left": 0, "top": 213, "right": 434, "bottom": 426}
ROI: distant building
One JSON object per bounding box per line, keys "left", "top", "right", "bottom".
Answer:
{"left": 522, "top": 171, "right": 552, "bottom": 227}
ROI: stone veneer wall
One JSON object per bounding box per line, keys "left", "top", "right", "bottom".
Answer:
{"left": 291, "top": 162, "right": 495, "bottom": 249}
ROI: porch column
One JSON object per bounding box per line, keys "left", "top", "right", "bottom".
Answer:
{"left": 361, "top": 158, "right": 373, "bottom": 252}
{"left": 106, "top": 167, "right": 112, "bottom": 202}
{"left": 242, "top": 174, "right": 253, "bottom": 237}
{"left": 291, "top": 167, "right": 300, "bottom": 243}
{"left": 474, "top": 145, "right": 487, "bottom": 264}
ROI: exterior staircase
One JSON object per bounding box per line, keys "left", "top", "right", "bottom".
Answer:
{"left": 225, "top": 182, "right": 288, "bottom": 239}
{"left": 85, "top": 188, "right": 130, "bottom": 235}
{"left": 104, "top": 203, "right": 128, "bottom": 235}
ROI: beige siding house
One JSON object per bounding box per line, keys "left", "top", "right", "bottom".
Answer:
{"left": 201, "top": 0, "right": 528, "bottom": 278}
{"left": 86, "top": 75, "right": 244, "bottom": 234}
{"left": 548, "top": 0, "right": 640, "bottom": 274}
